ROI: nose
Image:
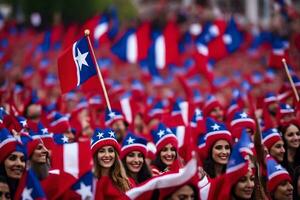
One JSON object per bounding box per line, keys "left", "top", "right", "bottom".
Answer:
{"left": 287, "top": 182, "right": 293, "bottom": 191}
{"left": 280, "top": 146, "right": 285, "bottom": 153}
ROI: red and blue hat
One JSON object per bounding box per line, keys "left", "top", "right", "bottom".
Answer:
{"left": 262, "top": 128, "right": 282, "bottom": 150}
{"left": 266, "top": 156, "right": 291, "bottom": 192}
{"left": 151, "top": 123, "right": 178, "bottom": 154}
{"left": 90, "top": 128, "right": 120, "bottom": 156}
{"left": 121, "top": 132, "right": 148, "bottom": 159}
{"left": 104, "top": 108, "right": 126, "bottom": 127}
{"left": 230, "top": 111, "right": 256, "bottom": 140}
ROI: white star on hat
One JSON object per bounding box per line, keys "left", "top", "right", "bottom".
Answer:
{"left": 75, "top": 48, "right": 89, "bottom": 71}
{"left": 22, "top": 187, "right": 33, "bottom": 200}
{"left": 127, "top": 137, "right": 135, "bottom": 144}
{"left": 41, "top": 128, "right": 48, "bottom": 134}
{"left": 157, "top": 130, "right": 165, "bottom": 138}
{"left": 20, "top": 120, "right": 27, "bottom": 127}
{"left": 97, "top": 132, "right": 104, "bottom": 139}
{"left": 76, "top": 182, "right": 92, "bottom": 199}
{"left": 211, "top": 123, "right": 220, "bottom": 131}
{"left": 240, "top": 112, "right": 248, "bottom": 118}
{"left": 275, "top": 165, "right": 282, "bottom": 170}
{"left": 108, "top": 131, "right": 115, "bottom": 137}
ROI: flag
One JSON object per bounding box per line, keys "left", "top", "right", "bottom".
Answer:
{"left": 57, "top": 35, "right": 97, "bottom": 94}
{"left": 14, "top": 169, "right": 46, "bottom": 200}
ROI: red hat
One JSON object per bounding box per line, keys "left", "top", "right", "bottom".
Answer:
{"left": 203, "top": 95, "right": 223, "bottom": 118}
{"left": 262, "top": 128, "right": 282, "bottom": 151}
{"left": 48, "top": 112, "right": 71, "bottom": 134}
{"left": 0, "top": 128, "right": 20, "bottom": 163}
{"left": 120, "top": 132, "right": 148, "bottom": 159}
{"left": 90, "top": 128, "right": 120, "bottom": 156}
{"left": 230, "top": 111, "right": 256, "bottom": 140}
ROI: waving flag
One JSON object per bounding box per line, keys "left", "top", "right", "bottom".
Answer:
{"left": 14, "top": 169, "right": 46, "bottom": 200}
{"left": 57, "top": 36, "right": 97, "bottom": 94}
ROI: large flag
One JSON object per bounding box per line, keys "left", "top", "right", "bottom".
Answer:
{"left": 57, "top": 36, "right": 97, "bottom": 94}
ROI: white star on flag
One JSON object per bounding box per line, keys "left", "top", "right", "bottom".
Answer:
{"left": 76, "top": 182, "right": 93, "bottom": 199}
{"left": 22, "top": 187, "right": 33, "bottom": 200}
{"left": 157, "top": 130, "right": 165, "bottom": 138}
{"left": 97, "top": 132, "right": 104, "bottom": 139}
{"left": 240, "top": 112, "right": 248, "bottom": 118}
{"left": 75, "top": 48, "right": 89, "bottom": 71}
{"left": 61, "top": 135, "right": 69, "bottom": 143}
{"left": 195, "top": 109, "right": 202, "bottom": 117}
{"left": 109, "top": 131, "right": 115, "bottom": 137}
{"left": 108, "top": 111, "right": 116, "bottom": 119}
{"left": 211, "top": 123, "right": 220, "bottom": 131}
{"left": 127, "top": 137, "right": 135, "bottom": 144}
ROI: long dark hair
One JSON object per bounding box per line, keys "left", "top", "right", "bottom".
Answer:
{"left": 278, "top": 123, "right": 300, "bottom": 176}
{"left": 151, "top": 149, "right": 178, "bottom": 172}
{"left": 203, "top": 147, "right": 227, "bottom": 178}
{"left": 0, "top": 163, "right": 19, "bottom": 199}
{"left": 122, "top": 155, "right": 152, "bottom": 184}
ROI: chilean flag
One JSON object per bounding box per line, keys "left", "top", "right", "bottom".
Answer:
{"left": 111, "top": 22, "right": 150, "bottom": 63}
{"left": 57, "top": 36, "right": 97, "bottom": 94}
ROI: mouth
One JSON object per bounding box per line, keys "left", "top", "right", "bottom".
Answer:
{"left": 102, "top": 159, "right": 112, "bottom": 164}
{"left": 11, "top": 168, "right": 24, "bottom": 175}
{"left": 130, "top": 164, "right": 141, "bottom": 169}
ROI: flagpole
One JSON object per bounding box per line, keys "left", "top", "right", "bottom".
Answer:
{"left": 282, "top": 58, "right": 300, "bottom": 102}
{"left": 84, "top": 29, "right": 112, "bottom": 112}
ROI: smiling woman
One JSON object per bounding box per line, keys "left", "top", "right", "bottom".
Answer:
{"left": 0, "top": 128, "right": 26, "bottom": 199}
{"left": 90, "top": 128, "right": 131, "bottom": 199}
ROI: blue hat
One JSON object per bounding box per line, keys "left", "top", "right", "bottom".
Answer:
{"left": 121, "top": 132, "right": 147, "bottom": 159}
{"left": 105, "top": 108, "right": 125, "bottom": 127}
{"left": 91, "top": 128, "right": 120, "bottom": 155}
{"left": 262, "top": 128, "right": 282, "bottom": 150}
{"left": 151, "top": 123, "right": 178, "bottom": 153}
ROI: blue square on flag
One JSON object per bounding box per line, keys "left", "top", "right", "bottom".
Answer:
{"left": 58, "top": 36, "right": 97, "bottom": 94}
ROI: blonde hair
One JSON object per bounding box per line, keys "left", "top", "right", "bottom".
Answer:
{"left": 93, "top": 148, "right": 131, "bottom": 192}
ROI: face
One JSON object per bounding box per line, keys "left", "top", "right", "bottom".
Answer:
{"left": 284, "top": 124, "right": 300, "bottom": 149}
{"left": 270, "top": 140, "right": 285, "bottom": 162}
{"left": 4, "top": 152, "right": 26, "bottom": 179}
{"left": 125, "top": 151, "right": 144, "bottom": 173}
{"left": 273, "top": 180, "right": 293, "bottom": 200}
{"left": 26, "top": 104, "right": 42, "bottom": 120}
{"left": 160, "top": 143, "right": 177, "bottom": 166}
{"left": 170, "top": 185, "right": 195, "bottom": 200}
{"left": 209, "top": 106, "right": 224, "bottom": 122}
{"left": 212, "top": 140, "right": 231, "bottom": 165}
{"left": 97, "top": 146, "right": 116, "bottom": 169}
{"left": 112, "top": 120, "right": 127, "bottom": 142}
{"left": 0, "top": 182, "right": 11, "bottom": 200}
{"left": 234, "top": 170, "right": 255, "bottom": 199}
{"left": 31, "top": 142, "right": 48, "bottom": 164}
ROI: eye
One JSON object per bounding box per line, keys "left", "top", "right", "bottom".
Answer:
{"left": 108, "top": 148, "right": 114, "bottom": 153}
{"left": 225, "top": 145, "right": 230, "bottom": 150}
{"left": 171, "top": 147, "right": 176, "bottom": 151}
{"left": 215, "top": 145, "right": 222, "bottom": 150}
{"left": 8, "top": 154, "right": 17, "bottom": 161}
{"left": 138, "top": 153, "right": 143, "bottom": 158}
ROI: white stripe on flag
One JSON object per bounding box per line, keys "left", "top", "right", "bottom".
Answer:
{"left": 64, "top": 143, "right": 79, "bottom": 178}
{"left": 121, "top": 97, "right": 132, "bottom": 124}
{"left": 94, "top": 23, "right": 108, "bottom": 40}
{"left": 176, "top": 126, "right": 185, "bottom": 148}
{"left": 179, "top": 101, "right": 189, "bottom": 126}
{"left": 73, "top": 42, "right": 80, "bottom": 87}
{"left": 155, "top": 35, "right": 165, "bottom": 69}
{"left": 127, "top": 33, "right": 137, "bottom": 63}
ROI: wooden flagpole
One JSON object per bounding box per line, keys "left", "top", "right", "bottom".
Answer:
{"left": 282, "top": 58, "right": 300, "bottom": 102}
{"left": 84, "top": 29, "right": 112, "bottom": 112}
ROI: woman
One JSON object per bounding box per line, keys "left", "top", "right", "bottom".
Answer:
{"left": 150, "top": 123, "right": 180, "bottom": 176}
{"left": 121, "top": 132, "right": 152, "bottom": 186}
{"left": 0, "top": 128, "right": 26, "bottom": 199}
{"left": 203, "top": 118, "right": 232, "bottom": 178}
{"left": 165, "top": 183, "right": 198, "bottom": 200}
{"left": 266, "top": 156, "right": 293, "bottom": 200}
{"left": 279, "top": 122, "right": 300, "bottom": 176}
{"left": 231, "top": 168, "right": 255, "bottom": 199}
{"left": 0, "top": 175, "right": 11, "bottom": 200}
{"left": 91, "top": 128, "right": 131, "bottom": 199}
{"left": 262, "top": 127, "right": 285, "bottom": 163}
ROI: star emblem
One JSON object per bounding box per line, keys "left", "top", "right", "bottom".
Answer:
{"left": 76, "top": 182, "right": 92, "bottom": 199}
{"left": 239, "top": 112, "right": 248, "bottom": 118}
{"left": 20, "top": 120, "right": 27, "bottom": 127}
{"left": 97, "top": 132, "right": 104, "bottom": 139}
{"left": 61, "top": 135, "right": 69, "bottom": 143}
{"left": 211, "top": 123, "right": 220, "bottom": 131}
{"left": 157, "top": 130, "right": 165, "bottom": 138}
{"left": 75, "top": 48, "right": 89, "bottom": 71}
{"left": 275, "top": 165, "right": 282, "bottom": 170}
{"left": 127, "top": 137, "right": 135, "bottom": 144}
{"left": 108, "top": 131, "right": 115, "bottom": 137}
{"left": 41, "top": 128, "right": 48, "bottom": 134}
{"left": 22, "top": 187, "right": 33, "bottom": 200}
{"left": 108, "top": 111, "right": 116, "bottom": 119}
{"left": 195, "top": 109, "right": 202, "bottom": 117}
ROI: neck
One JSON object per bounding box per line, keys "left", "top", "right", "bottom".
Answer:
{"left": 214, "top": 163, "right": 224, "bottom": 177}
{"left": 101, "top": 168, "right": 110, "bottom": 176}
{"left": 287, "top": 148, "right": 296, "bottom": 163}
{"left": 130, "top": 172, "right": 138, "bottom": 182}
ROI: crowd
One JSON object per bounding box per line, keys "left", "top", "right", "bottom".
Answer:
{"left": 1, "top": 1, "right": 300, "bottom": 200}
